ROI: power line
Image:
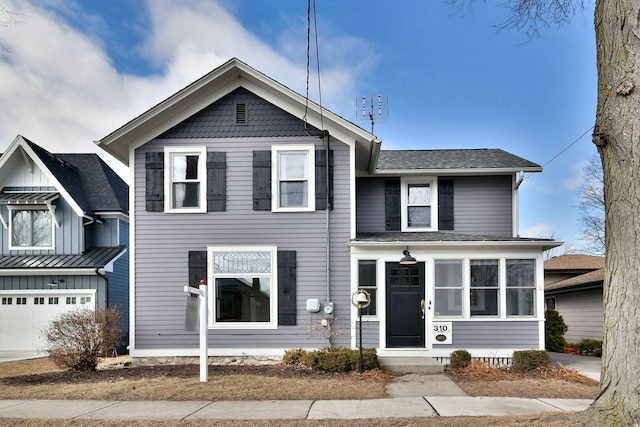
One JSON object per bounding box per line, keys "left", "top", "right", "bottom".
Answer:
{"left": 522, "top": 125, "right": 594, "bottom": 182}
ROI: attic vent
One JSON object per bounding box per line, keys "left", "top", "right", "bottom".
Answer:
{"left": 235, "top": 103, "right": 247, "bottom": 125}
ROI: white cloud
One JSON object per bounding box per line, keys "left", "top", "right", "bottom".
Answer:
{"left": 0, "top": 0, "right": 378, "bottom": 179}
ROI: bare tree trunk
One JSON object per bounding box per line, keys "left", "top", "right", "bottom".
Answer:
{"left": 578, "top": 0, "right": 640, "bottom": 425}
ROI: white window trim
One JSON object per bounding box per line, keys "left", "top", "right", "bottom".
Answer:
{"left": 271, "top": 144, "right": 315, "bottom": 212}
{"left": 505, "top": 259, "right": 537, "bottom": 318}
{"left": 7, "top": 205, "right": 55, "bottom": 250}
{"left": 401, "top": 177, "right": 438, "bottom": 231}
{"left": 164, "top": 146, "right": 207, "bottom": 214}
{"left": 432, "top": 258, "right": 466, "bottom": 319}
{"left": 356, "top": 259, "right": 379, "bottom": 320}
{"left": 207, "top": 245, "right": 278, "bottom": 330}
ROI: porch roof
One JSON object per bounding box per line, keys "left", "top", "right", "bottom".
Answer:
{"left": 352, "top": 231, "right": 559, "bottom": 249}
{"left": 0, "top": 245, "right": 126, "bottom": 271}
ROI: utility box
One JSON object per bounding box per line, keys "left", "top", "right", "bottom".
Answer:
{"left": 323, "top": 301, "right": 334, "bottom": 319}
{"left": 306, "top": 298, "right": 321, "bottom": 313}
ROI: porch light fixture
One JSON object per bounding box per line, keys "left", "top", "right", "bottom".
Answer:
{"left": 400, "top": 247, "right": 417, "bottom": 265}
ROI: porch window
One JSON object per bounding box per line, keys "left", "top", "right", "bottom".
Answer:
{"left": 434, "top": 260, "right": 463, "bottom": 317}
{"left": 358, "top": 260, "right": 377, "bottom": 316}
{"left": 545, "top": 297, "right": 557, "bottom": 310}
{"left": 164, "top": 146, "right": 207, "bottom": 213}
{"left": 209, "top": 247, "right": 277, "bottom": 329}
{"left": 470, "top": 259, "right": 499, "bottom": 317}
{"left": 506, "top": 259, "right": 535, "bottom": 316}
{"left": 9, "top": 207, "right": 54, "bottom": 249}
{"left": 272, "top": 145, "right": 315, "bottom": 212}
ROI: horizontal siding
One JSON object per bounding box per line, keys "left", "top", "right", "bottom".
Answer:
{"left": 357, "top": 320, "right": 380, "bottom": 348}
{"left": 557, "top": 288, "right": 603, "bottom": 342}
{"left": 0, "top": 198, "right": 84, "bottom": 255}
{"left": 453, "top": 176, "right": 512, "bottom": 236}
{"left": 355, "top": 175, "right": 513, "bottom": 236}
{"left": 134, "top": 137, "right": 351, "bottom": 351}
{"left": 433, "top": 321, "right": 539, "bottom": 349}
{"left": 355, "top": 178, "right": 386, "bottom": 233}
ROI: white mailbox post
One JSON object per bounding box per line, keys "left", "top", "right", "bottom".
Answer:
{"left": 184, "top": 279, "right": 208, "bottom": 382}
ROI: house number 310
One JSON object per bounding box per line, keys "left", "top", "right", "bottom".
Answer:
{"left": 433, "top": 324, "right": 449, "bottom": 332}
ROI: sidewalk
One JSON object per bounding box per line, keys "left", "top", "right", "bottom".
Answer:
{"left": 0, "top": 374, "right": 593, "bottom": 421}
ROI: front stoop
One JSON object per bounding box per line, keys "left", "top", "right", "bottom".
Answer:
{"left": 379, "top": 357, "right": 445, "bottom": 374}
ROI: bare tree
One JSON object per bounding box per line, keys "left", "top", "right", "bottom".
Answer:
{"left": 0, "top": 4, "right": 20, "bottom": 54}
{"left": 578, "top": 153, "right": 605, "bottom": 254}
{"left": 447, "top": 1, "right": 639, "bottom": 424}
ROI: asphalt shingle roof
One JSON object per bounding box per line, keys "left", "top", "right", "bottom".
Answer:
{"left": 376, "top": 149, "right": 541, "bottom": 171}
{"left": 23, "top": 138, "right": 128, "bottom": 216}
{"left": 544, "top": 254, "right": 605, "bottom": 271}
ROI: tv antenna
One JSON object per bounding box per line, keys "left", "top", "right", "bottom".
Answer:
{"left": 359, "top": 95, "right": 388, "bottom": 134}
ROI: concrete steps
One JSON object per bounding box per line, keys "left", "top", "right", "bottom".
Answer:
{"left": 378, "top": 357, "right": 445, "bottom": 374}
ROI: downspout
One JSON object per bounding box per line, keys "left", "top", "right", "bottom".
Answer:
{"left": 96, "top": 268, "right": 109, "bottom": 309}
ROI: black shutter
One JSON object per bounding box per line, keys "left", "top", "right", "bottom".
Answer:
{"left": 145, "top": 152, "right": 164, "bottom": 212}
{"left": 385, "top": 179, "right": 401, "bottom": 231}
{"left": 315, "top": 149, "right": 334, "bottom": 210}
{"left": 188, "top": 251, "right": 207, "bottom": 288}
{"left": 438, "top": 179, "right": 454, "bottom": 230}
{"left": 253, "top": 150, "right": 272, "bottom": 210}
{"left": 206, "top": 152, "right": 226, "bottom": 211}
{"left": 278, "top": 250, "right": 297, "bottom": 325}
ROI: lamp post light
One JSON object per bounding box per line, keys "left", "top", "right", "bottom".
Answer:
{"left": 351, "top": 289, "right": 371, "bottom": 374}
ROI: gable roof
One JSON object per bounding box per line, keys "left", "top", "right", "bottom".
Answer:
{"left": 544, "top": 254, "right": 605, "bottom": 294}
{"left": 1, "top": 136, "right": 128, "bottom": 219}
{"left": 98, "top": 57, "right": 379, "bottom": 172}
{"left": 375, "top": 149, "right": 542, "bottom": 174}
{"left": 545, "top": 268, "right": 604, "bottom": 293}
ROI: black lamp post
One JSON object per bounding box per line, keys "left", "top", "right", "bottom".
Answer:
{"left": 351, "top": 289, "right": 371, "bottom": 374}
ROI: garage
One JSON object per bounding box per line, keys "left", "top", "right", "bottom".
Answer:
{"left": 0, "top": 290, "right": 96, "bottom": 351}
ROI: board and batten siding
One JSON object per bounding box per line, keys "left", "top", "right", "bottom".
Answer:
{"left": 355, "top": 176, "right": 513, "bottom": 236}
{"left": 556, "top": 288, "right": 603, "bottom": 342}
{"left": 432, "top": 321, "right": 540, "bottom": 349}
{"left": 0, "top": 197, "right": 84, "bottom": 255}
{"left": 133, "top": 137, "right": 351, "bottom": 351}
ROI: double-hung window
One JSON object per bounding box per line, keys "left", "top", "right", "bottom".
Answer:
{"left": 8, "top": 206, "right": 54, "bottom": 249}
{"left": 434, "top": 260, "right": 464, "bottom": 317}
{"left": 164, "top": 146, "right": 206, "bottom": 213}
{"left": 208, "top": 246, "right": 277, "bottom": 329}
{"left": 272, "top": 145, "right": 315, "bottom": 212}
{"left": 506, "top": 259, "right": 536, "bottom": 316}
{"left": 401, "top": 178, "right": 436, "bottom": 231}
{"left": 470, "top": 259, "right": 499, "bottom": 317}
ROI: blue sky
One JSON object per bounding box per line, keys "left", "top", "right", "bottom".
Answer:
{"left": 0, "top": 0, "right": 597, "bottom": 251}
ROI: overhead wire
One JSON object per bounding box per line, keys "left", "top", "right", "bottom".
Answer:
{"left": 522, "top": 125, "right": 594, "bottom": 182}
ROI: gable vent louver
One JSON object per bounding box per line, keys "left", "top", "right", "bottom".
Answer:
{"left": 235, "top": 103, "right": 247, "bottom": 125}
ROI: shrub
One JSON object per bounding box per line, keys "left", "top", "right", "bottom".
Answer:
{"left": 42, "top": 307, "right": 123, "bottom": 371}
{"left": 577, "top": 339, "right": 603, "bottom": 357}
{"left": 511, "top": 350, "right": 551, "bottom": 371}
{"left": 449, "top": 349, "right": 472, "bottom": 369}
{"left": 545, "top": 309, "right": 568, "bottom": 352}
{"left": 282, "top": 347, "right": 378, "bottom": 372}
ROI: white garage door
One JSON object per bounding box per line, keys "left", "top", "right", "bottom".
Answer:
{"left": 0, "top": 291, "right": 96, "bottom": 351}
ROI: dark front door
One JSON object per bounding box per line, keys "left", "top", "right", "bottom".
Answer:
{"left": 386, "top": 262, "right": 425, "bottom": 347}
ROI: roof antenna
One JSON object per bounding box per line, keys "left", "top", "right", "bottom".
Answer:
{"left": 358, "top": 95, "right": 387, "bottom": 134}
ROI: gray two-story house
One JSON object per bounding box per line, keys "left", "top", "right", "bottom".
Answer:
{"left": 99, "top": 58, "right": 557, "bottom": 363}
{"left": 0, "top": 136, "right": 129, "bottom": 353}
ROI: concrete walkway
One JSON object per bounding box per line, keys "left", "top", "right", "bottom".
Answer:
{"left": 550, "top": 352, "right": 602, "bottom": 382}
{"left": 0, "top": 374, "right": 593, "bottom": 421}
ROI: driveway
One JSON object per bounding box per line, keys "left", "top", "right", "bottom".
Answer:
{"left": 549, "top": 352, "right": 601, "bottom": 381}
{"left": 0, "top": 351, "right": 47, "bottom": 363}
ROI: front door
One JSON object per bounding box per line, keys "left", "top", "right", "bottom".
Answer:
{"left": 385, "top": 262, "right": 425, "bottom": 347}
